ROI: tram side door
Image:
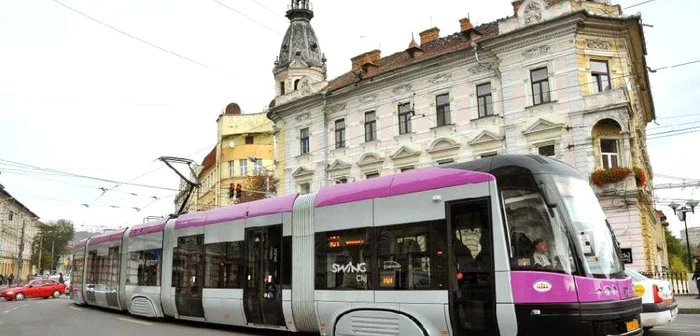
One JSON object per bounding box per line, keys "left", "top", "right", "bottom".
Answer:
{"left": 243, "top": 225, "right": 285, "bottom": 327}
{"left": 173, "top": 235, "right": 205, "bottom": 319}
{"left": 446, "top": 199, "right": 497, "bottom": 336}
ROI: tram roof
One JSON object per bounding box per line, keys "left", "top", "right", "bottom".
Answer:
{"left": 315, "top": 167, "right": 494, "bottom": 208}
{"left": 88, "top": 229, "right": 127, "bottom": 245}
{"left": 129, "top": 219, "right": 168, "bottom": 237}
{"left": 447, "top": 155, "right": 583, "bottom": 179}
{"left": 174, "top": 193, "right": 299, "bottom": 229}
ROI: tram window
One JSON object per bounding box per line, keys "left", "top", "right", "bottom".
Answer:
{"left": 127, "top": 249, "right": 161, "bottom": 286}
{"left": 499, "top": 174, "right": 576, "bottom": 274}
{"left": 376, "top": 223, "right": 432, "bottom": 290}
{"left": 315, "top": 228, "right": 373, "bottom": 290}
{"left": 205, "top": 242, "right": 245, "bottom": 289}
{"left": 282, "top": 236, "right": 292, "bottom": 288}
{"left": 72, "top": 254, "right": 84, "bottom": 286}
{"left": 107, "top": 246, "right": 120, "bottom": 291}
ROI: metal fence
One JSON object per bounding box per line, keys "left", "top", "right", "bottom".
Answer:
{"left": 640, "top": 271, "right": 690, "bottom": 295}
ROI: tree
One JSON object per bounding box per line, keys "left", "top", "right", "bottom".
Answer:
{"left": 664, "top": 226, "right": 688, "bottom": 272}
{"left": 240, "top": 175, "right": 277, "bottom": 203}
{"left": 30, "top": 219, "right": 75, "bottom": 273}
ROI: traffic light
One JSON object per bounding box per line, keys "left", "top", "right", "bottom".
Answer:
{"left": 228, "top": 183, "right": 235, "bottom": 199}
{"left": 235, "top": 184, "right": 242, "bottom": 199}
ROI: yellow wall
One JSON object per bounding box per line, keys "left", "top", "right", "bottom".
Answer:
{"left": 276, "top": 125, "right": 286, "bottom": 195}
{"left": 189, "top": 112, "right": 275, "bottom": 211}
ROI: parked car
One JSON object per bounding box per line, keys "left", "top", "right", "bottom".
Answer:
{"left": 625, "top": 269, "right": 678, "bottom": 332}
{"left": 48, "top": 275, "right": 70, "bottom": 294}
{"left": 0, "top": 279, "right": 66, "bottom": 301}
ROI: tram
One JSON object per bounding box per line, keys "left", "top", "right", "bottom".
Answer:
{"left": 70, "top": 155, "right": 641, "bottom": 336}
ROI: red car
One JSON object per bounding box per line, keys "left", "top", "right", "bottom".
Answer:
{"left": 0, "top": 279, "right": 66, "bottom": 301}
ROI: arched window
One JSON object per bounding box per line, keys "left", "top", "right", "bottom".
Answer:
{"left": 294, "top": 79, "right": 300, "bottom": 91}
{"left": 592, "top": 118, "right": 623, "bottom": 169}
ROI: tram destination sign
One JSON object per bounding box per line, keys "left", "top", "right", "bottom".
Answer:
{"left": 620, "top": 248, "right": 633, "bottom": 264}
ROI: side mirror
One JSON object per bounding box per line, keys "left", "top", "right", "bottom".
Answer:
{"left": 540, "top": 183, "right": 558, "bottom": 209}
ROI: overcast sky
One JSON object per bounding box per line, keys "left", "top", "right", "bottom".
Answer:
{"left": 1, "top": 0, "right": 698, "bottom": 235}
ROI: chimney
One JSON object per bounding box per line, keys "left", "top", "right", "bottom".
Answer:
{"left": 419, "top": 27, "right": 440, "bottom": 46}
{"left": 512, "top": 0, "right": 523, "bottom": 16}
{"left": 459, "top": 17, "right": 474, "bottom": 33}
{"left": 351, "top": 49, "right": 381, "bottom": 72}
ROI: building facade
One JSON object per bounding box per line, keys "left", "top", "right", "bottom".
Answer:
{"left": 0, "top": 183, "right": 40, "bottom": 281}
{"left": 175, "top": 103, "right": 275, "bottom": 212}
{"left": 268, "top": 0, "right": 664, "bottom": 271}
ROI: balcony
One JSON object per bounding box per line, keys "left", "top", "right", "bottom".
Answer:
{"left": 582, "top": 87, "right": 629, "bottom": 113}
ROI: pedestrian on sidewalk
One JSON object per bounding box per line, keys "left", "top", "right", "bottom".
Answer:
{"left": 8, "top": 273, "right": 14, "bottom": 287}
{"left": 58, "top": 273, "right": 65, "bottom": 284}
{"left": 0, "top": 274, "right": 4, "bottom": 286}
{"left": 692, "top": 259, "right": 700, "bottom": 299}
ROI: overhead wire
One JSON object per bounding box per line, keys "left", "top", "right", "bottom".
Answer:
{"left": 211, "top": 0, "right": 284, "bottom": 36}
{"left": 50, "top": 0, "right": 234, "bottom": 77}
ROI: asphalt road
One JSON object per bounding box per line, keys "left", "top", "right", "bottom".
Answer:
{"left": 2, "top": 295, "right": 699, "bottom": 335}
{"left": 647, "top": 314, "right": 700, "bottom": 335}
{"left": 0, "top": 295, "right": 313, "bottom": 336}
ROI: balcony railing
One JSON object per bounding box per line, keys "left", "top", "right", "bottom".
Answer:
{"left": 582, "top": 87, "right": 629, "bottom": 112}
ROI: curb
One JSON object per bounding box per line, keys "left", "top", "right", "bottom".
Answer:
{"left": 679, "top": 308, "right": 700, "bottom": 314}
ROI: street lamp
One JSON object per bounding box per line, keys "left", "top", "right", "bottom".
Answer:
{"left": 669, "top": 201, "right": 698, "bottom": 270}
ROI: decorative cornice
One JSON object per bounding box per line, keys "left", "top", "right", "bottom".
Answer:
{"left": 291, "top": 166, "right": 315, "bottom": 178}
{"left": 585, "top": 39, "right": 612, "bottom": 50}
{"left": 359, "top": 94, "right": 377, "bottom": 104}
{"left": 327, "top": 103, "right": 346, "bottom": 113}
{"left": 390, "top": 146, "right": 420, "bottom": 159}
{"left": 358, "top": 152, "right": 384, "bottom": 167}
{"left": 522, "top": 45, "right": 551, "bottom": 59}
{"left": 522, "top": 118, "right": 565, "bottom": 136}
{"left": 429, "top": 73, "right": 452, "bottom": 85}
{"left": 468, "top": 130, "right": 504, "bottom": 146}
{"left": 392, "top": 84, "right": 413, "bottom": 96}
{"left": 327, "top": 159, "right": 352, "bottom": 172}
{"left": 427, "top": 137, "right": 461, "bottom": 154}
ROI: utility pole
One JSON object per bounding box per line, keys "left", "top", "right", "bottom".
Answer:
{"left": 51, "top": 239, "right": 55, "bottom": 273}
{"left": 38, "top": 234, "right": 43, "bottom": 274}
{"left": 16, "top": 219, "right": 26, "bottom": 282}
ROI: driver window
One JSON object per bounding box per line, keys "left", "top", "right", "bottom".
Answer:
{"left": 499, "top": 175, "right": 576, "bottom": 274}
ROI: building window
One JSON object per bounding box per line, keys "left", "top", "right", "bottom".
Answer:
{"left": 280, "top": 81, "right": 285, "bottom": 94}
{"left": 591, "top": 60, "right": 611, "bottom": 93}
{"left": 228, "top": 161, "right": 235, "bottom": 177}
{"left": 300, "top": 128, "right": 310, "bottom": 155}
{"left": 294, "top": 79, "right": 300, "bottom": 91}
{"left": 300, "top": 183, "right": 310, "bottom": 195}
{"left": 600, "top": 139, "right": 620, "bottom": 169}
{"left": 398, "top": 103, "right": 412, "bottom": 135}
{"left": 365, "top": 111, "right": 377, "bottom": 142}
{"left": 481, "top": 152, "right": 497, "bottom": 159}
{"left": 400, "top": 167, "right": 414, "bottom": 172}
{"left": 436, "top": 94, "right": 451, "bottom": 126}
{"left": 436, "top": 159, "right": 454, "bottom": 166}
{"left": 253, "top": 160, "right": 263, "bottom": 176}
{"left": 365, "top": 172, "right": 380, "bottom": 179}
{"left": 239, "top": 159, "right": 248, "bottom": 176}
{"left": 477, "top": 83, "right": 493, "bottom": 117}
{"left": 245, "top": 136, "right": 254, "bottom": 145}
{"left": 538, "top": 144, "right": 556, "bottom": 157}
{"left": 8, "top": 211, "right": 13, "bottom": 221}
{"left": 531, "top": 67, "right": 551, "bottom": 105}
{"left": 335, "top": 119, "right": 346, "bottom": 149}
{"left": 336, "top": 178, "right": 348, "bottom": 184}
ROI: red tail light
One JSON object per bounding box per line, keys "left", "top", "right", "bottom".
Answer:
{"left": 652, "top": 285, "right": 663, "bottom": 304}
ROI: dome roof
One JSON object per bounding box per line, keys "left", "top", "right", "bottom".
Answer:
{"left": 274, "top": 0, "right": 325, "bottom": 74}
{"left": 224, "top": 102, "right": 241, "bottom": 115}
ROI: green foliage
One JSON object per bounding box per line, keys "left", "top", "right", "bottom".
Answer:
{"left": 665, "top": 227, "right": 688, "bottom": 272}
{"left": 30, "top": 219, "right": 75, "bottom": 272}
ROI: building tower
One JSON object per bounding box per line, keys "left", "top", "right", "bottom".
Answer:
{"left": 273, "top": 0, "right": 326, "bottom": 97}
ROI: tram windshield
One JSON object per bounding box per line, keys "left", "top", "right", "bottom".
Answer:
{"left": 553, "top": 175, "right": 624, "bottom": 279}
{"left": 501, "top": 175, "right": 576, "bottom": 275}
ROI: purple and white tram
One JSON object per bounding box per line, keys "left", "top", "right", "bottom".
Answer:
{"left": 70, "top": 155, "right": 641, "bottom": 336}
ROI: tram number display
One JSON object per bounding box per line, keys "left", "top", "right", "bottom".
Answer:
{"left": 328, "top": 235, "right": 366, "bottom": 249}
{"left": 380, "top": 275, "right": 395, "bottom": 287}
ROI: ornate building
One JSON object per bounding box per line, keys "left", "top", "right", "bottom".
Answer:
{"left": 175, "top": 103, "right": 275, "bottom": 212}
{"left": 0, "top": 183, "right": 40, "bottom": 281}
{"left": 268, "top": 0, "right": 665, "bottom": 271}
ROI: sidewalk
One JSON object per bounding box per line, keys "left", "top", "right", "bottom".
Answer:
{"left": 676, "top": 295, "right": 700, "bottom": 314}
